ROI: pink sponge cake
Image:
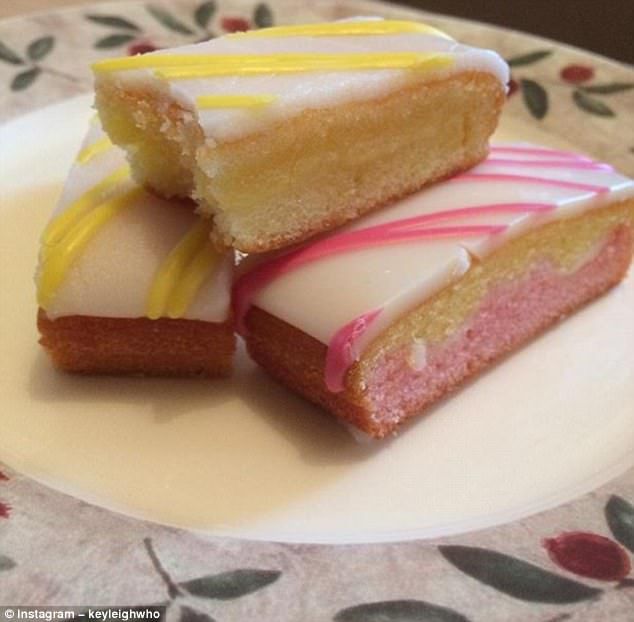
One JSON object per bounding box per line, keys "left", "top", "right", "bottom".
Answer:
{"left": 235, "top": 144, "right": 634, "bottom": 438}
{"left": 36, "top": 122, "right": 234, "bottom": 377}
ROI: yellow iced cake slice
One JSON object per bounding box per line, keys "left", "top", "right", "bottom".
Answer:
{"left": 93, "top": 18, "right": 509, "bottom": 252}
{"left": 36, "top": 122, "right": 235, "bottom": 377}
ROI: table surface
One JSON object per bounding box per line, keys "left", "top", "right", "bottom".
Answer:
{"left": 3, "top": 0, "right": 633, "bottom": 63}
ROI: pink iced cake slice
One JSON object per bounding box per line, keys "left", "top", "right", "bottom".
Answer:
{"left": 36, "top": 122, "right": 235, "bottom": 377}
{"left": 235, "top": 144, "right": 634, "bottom": 438}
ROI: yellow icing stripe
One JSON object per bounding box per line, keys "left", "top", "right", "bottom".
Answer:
{"left": 76, "top": 136, "right": 113, "bottom": 165}
{"left": 38, "top": 188, "right": 143, "bottom": 308}
{"left": 146, "top": 219, "right": 213, "bottom": 320}
{"left": 41, "top": 165, "right": 130, "bottom": 247}
{"left": 91, "top": 21, "right": 453, "bottom": 73}
{"left": 94, "top": 54, "right": 235, "bottom": 73}
{"left": 93, "top": 51, "right": 453, "bottom": 74}
{"left": 155, "top": 53, "right": 453, "bottom": 80}
{"left": 166, "top": 242, "right": 218, "bottom": 318}
{"left": 196, "top": 94, "right": 276, "bottom": 109}
{"left": 230, "top": 20, "right": 452, "bottom": 40}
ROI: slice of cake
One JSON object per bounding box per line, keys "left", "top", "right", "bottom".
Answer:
{"left": 92, "top": 18, "right": 508, "bottom": 252}
{"left": 36, "top": 122, "right": 235, "bottom": 377}
{"left": 236, "top": 144, "right": 634, "bottom": 438}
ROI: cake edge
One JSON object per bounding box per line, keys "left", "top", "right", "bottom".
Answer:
{"left": 37, "top": 310, "right": 236, "bottom": 378}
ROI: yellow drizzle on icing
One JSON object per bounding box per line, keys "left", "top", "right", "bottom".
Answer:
{"left": 166, "top": 243, "right": 219, "bottom": 318}
{"left": 41, "top": 165, "right": 130, "bottom": 248}
{"left": 146, "top": 219, "right": 217, "bottom": 320}
{"left": 93, "top": 51, "right": 453, "bottom": 76}
{"left": 38, "top": 187, "right": 144, "bottom": 308}
{"left": 154, "top": 53, "right": 453, "bottom": 80}
{"left": 196, "top": 94, "right": 276, "bottom": 110}
{"left": 229, "top": 20, "right": 452, "bottom": 40}
{"left": 92, "top": 20, "right": 452, "bottom": 73}
{"left": 76, "top": 136, "right": 113, "bottom": 164}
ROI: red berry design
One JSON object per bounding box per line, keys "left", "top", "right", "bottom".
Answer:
{"left": 544, "top": 531, "right": 631, "bottom": 581}
{"left": 507, "top": 78, "right": 519, "bottom": 97}
{"left": 221, "top": 17, "right": 251, "bottom": 33}
{"left": 0, "top": 502, "right": 10, "bottom": 519}
{"left": 127, "top": 41, "right": 158, "bottom": 56}
{"left": 560, "top": 64, "right": 595, "bottom": 84}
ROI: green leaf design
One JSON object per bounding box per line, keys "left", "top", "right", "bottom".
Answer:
{"left": 573, "top": 90, "right": 615, "bottom": 117}
{"left": 146, "top": 6, "right": 195, "bottom": 35}
{"left": 194, "top": 1, "right": 216, "bottom": 30}
{"left": 181, "top": 568, "right": 280, "bottom": 600}
{"left": 180, "top": 607, "right": 214, "bottom": 622}
{"left": 520, "top": 79, "right": 548, "bottom": 120}
{"left": 507, "top": 50, "right": 553, "bottom": 67}
{"left": 95, "top": 33, "right": 136, "bottom": 48}
{"left": 606, "top": 496, "right": 634, "bottom": 553}
{"left": 0, "top": 555, "right": 16, "bottom": 572}
{"left": 11, "top": 67, "right": 41, "bottom": 91}
{"left": 439, "top": 545, "right": 602, "bottom": 603}
{"left": 253, "top": 3, "right": 274, "bottom": 29}
{"left": 27, "top": 36, "right": 54, "bottom": 61}
{"left": 334, "top": 600, "right": 471, "bottom": 622}
{"left": 580, "top": 82, "right": 634, "bottom": 95}
{"left": 85, "top": 14, "right": 141, "bottom": 31}
{"left": 0, "top": 40, "right": 24, "bottom": 65}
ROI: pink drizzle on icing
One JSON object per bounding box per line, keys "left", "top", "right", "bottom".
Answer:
{"left": 453, "top": 173, "right": 609, "bottom": 194}
{"left": 325, "top": 309, "right": 382, "bottom": 392}
{"left": 485, "top": 158, "right": 613, "bottom": 171}
{"left": 235, "top": 145, "right": 619, "bottom": 392}
{"left": 489, "top": 146, "right": 592, "bottom": 161}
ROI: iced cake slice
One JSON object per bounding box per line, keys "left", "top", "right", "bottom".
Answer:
{"left": 36, "top": 122, "right": 235, "bottom": 376}
{"left": 235, "top": 145, "right": 634, "bottom": 437}
{"left": 92, "top": 18, "right": 508, "bottom": 252}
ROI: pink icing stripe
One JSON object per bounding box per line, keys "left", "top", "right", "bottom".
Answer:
{"left": 325, "top": 309, "right": 382, "bottom": 392}
{"left": 296, "top": 225, "right": 506, "bottom": 256}
{"left": 343, "top": 202, "right": 554, "bottom": 235}
{"left": 453, "top": 173, "right": 609, "bottom": 193}
{"left": 489, "top": 146, "right": 593, "bottom": 161}
{"left": 484, "top": 158, "right": 613, "bottom": 171}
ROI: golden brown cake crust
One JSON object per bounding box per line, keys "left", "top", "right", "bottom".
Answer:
{"left": 245, "top": 305, "right": 371, "bottom": 433}
{"left": 37, "top": 310, "right": 235, "bottom": 377}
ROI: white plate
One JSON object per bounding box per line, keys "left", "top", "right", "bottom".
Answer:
{"left": 1, "top": 94, "right": 633, "bottom": 544}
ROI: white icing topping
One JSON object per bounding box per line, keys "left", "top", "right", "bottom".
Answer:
{"left": 39, "top": 126, "right": 231, "bottom": 322}
{"left": 256, "top": 240, "right": 470, "bottom": 347}
{"left": 96, "top": 18, "right": 509, "bottom": 142}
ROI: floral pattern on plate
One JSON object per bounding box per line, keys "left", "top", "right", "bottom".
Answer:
{"left": 1, "top": 1, "right": 634, "bottom": 618}
{"left": 506, "top": 49, "right": 634, "bottom": 120}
